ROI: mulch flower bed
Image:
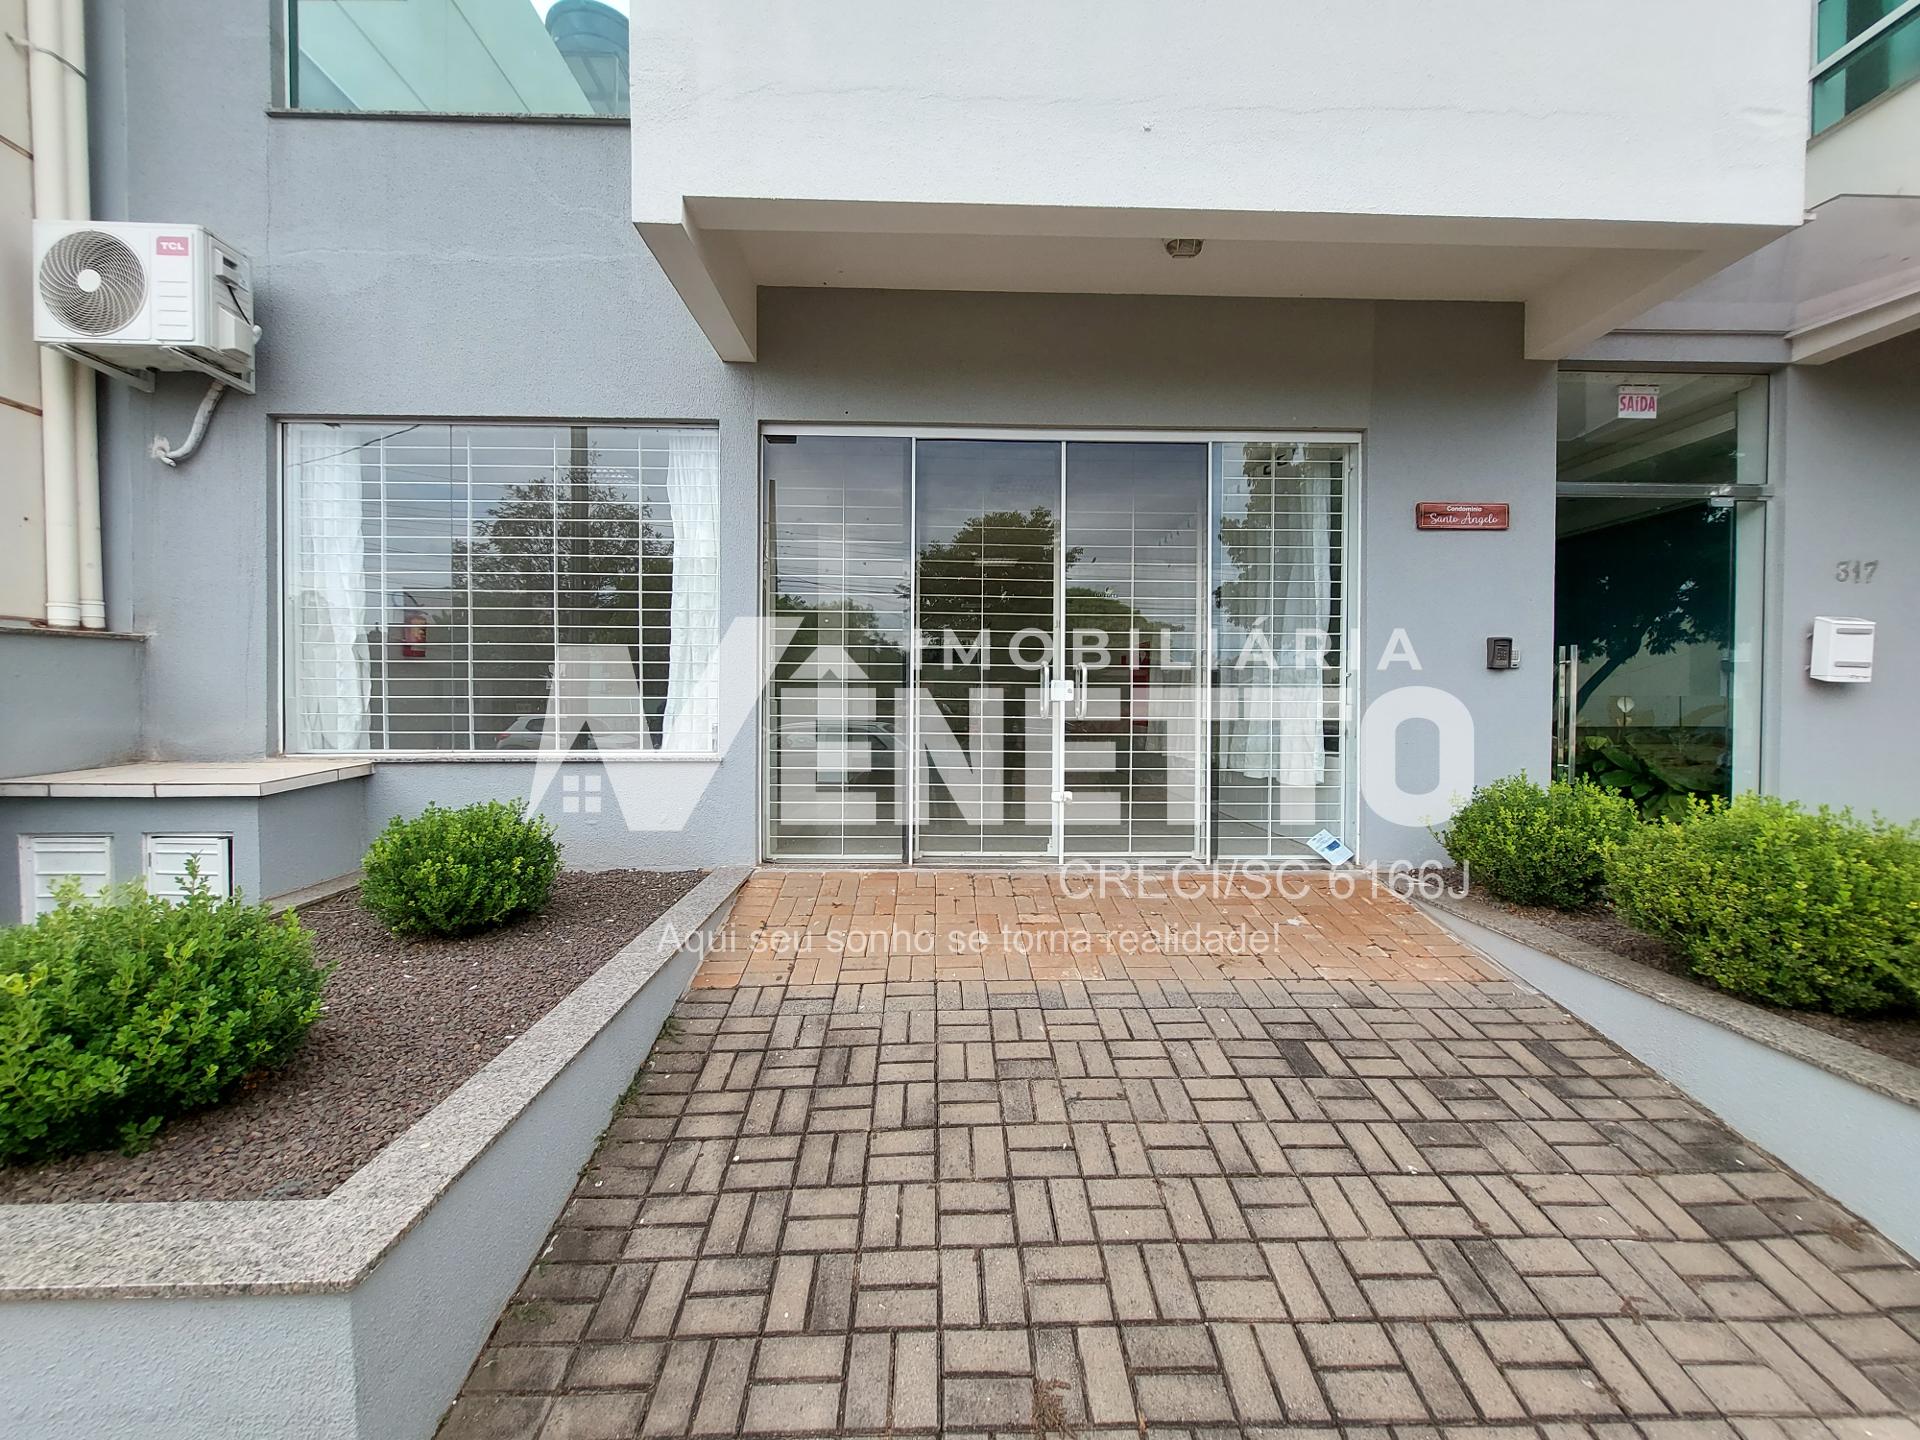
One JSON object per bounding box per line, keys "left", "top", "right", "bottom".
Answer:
{"left": 1482, "top": 894, "right": 1920, "bottom": 1072}
{"left": 0, "top": 868, "right": 704, "bottom": 1206}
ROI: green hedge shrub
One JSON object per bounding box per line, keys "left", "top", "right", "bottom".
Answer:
{"left": 1435, "top": 774, "right": 1638, "bottom": 909}
{"left": 1606, "top": 796, "right": 1920, "bottom": 1015}
{"left": 0, "top": 882, "right": 325, "bottom": 1162}
{"left": 361, "top": 800, "right": 560, "bottom": 937}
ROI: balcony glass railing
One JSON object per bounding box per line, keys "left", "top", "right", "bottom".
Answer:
{"left": 1813, "top": 1, "right": 1920, "bottom": 132}
{"left": 1817, "top": 0, "right": 1909, "bottom": 59}
{"left": 287, "top": 0, "right": 630, "bottom": 118}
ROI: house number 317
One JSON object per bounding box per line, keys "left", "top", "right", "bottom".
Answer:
{"left": 1836, "top": 559, "right": 1880, "bottom": 583}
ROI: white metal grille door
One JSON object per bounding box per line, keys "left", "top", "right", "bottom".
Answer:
{"left": 913, "top": 440, "right": 1061, "bottom": 859}
{"left": 1062, "top": 442, "right": 1207, "bottom": 858}
{"left": 1211, "top": 442, "right": 1351, "bottom": 858}
{"left": 764, "top": 436, "right": 912, "bottom": 860}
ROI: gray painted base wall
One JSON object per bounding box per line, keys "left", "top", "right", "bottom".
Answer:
{"left": 0, "top": 629, "right": 144, "bottom": 778}
{"left": 5, "top": 1292, "right": 358, "bottom": 1438}
{"left": 1433, "top": 906, "right": 1920, "bottom": 1261}
{"left": 367, "top": 762, "right": 744, "bottom": 871}
{"left": 0, "top": 780, "right": 367, "bottom": 921}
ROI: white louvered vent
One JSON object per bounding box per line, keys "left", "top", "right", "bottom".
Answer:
{"left": 19, "top": 835, "right": 113, "bottom": 921}
{"left": 143, "top": 834, "right": 233, "bottom": 901}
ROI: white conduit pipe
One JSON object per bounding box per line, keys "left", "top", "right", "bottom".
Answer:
{"left": 25, "top": 0, "right": 80, "bottom": 629}
{"left": 63, "top": 0, "right": 103, "bottom": 629}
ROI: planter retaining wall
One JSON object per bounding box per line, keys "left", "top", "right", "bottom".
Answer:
{"left": 1422, "top": 896, "right": 1920, "bottom": 1262}
{"left": 0, "top": 866, "right": 749, "bottom": 1440}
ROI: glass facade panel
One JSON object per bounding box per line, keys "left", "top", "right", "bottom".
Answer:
{"left": 1553, "top": 373, "right": 1769, "bottom": 807}
{"left": 914, "top": 440, "right": 1061, "bottom": 859}
{"left": 1817, "top": 0, "right": 1912, "bottom": 59}
{"left": 1813, "top": 4, "right": 1920, "bottom": 132}
{"left": 1556, "top": 373, "right": 1766, "bottom": 487}
{"left": 289, "top": 0, "right": 631, "bottom": 117}
{"left": 1062, "top": 443, "right": 1207, "bottom": 859}
{"left": 762, "top": 431, "right": 1356, "bottom": 864}
{"left": 284, "top": 421, "right": 718, "bottom": 754}
{"left": 1210, "top": 443, "right": 1349, "bottom": 860}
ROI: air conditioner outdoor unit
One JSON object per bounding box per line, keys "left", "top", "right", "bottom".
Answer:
{"left": 33, "top": 221, "right": 257, "bottom": 393}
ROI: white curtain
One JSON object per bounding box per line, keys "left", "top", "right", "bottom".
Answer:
{"left": 1225, "top": 474, "right": 1331, "bottom": 785}
{"left": 661, "top": 429, "right": 720, "bottom": 752}
{"left": 290, "top": 425, "right": 371, "bottom": 751}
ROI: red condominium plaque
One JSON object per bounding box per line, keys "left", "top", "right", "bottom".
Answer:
{"left": 1415, "top": 502, "right": 1510, "bottom": 531}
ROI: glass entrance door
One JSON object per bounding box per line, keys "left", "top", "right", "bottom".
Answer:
{"left": 910, "top": 439, "right": 1206, "bottom": 861}
{"left": 1552, "top": 372, "right": 1768, "bottom": 808}
{"left": 764, "top": 430, "right": 1354, "bottom": 865}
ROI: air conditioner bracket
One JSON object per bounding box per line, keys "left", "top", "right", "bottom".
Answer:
{"left": 160, "top": 346, "right": 255, "bottom": 396}
{"left": 50, "top": 344, "right": 155, "bottom": 393}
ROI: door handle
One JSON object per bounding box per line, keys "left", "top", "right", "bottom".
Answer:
{"left": 1075, "top": 663, "right": 1090, "bottom": 718}
{"left": 1042, "top": 663, "right": 1074, "bottom": 707}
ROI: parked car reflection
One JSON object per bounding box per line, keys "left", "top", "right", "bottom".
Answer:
{"left": 494, "top": 715, "right": 649, "bottom": 752}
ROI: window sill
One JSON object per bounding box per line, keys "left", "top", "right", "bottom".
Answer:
{"left": 266, "top": 107, "right": 628, "bottom": 127}
{"left": 0, "top": 619, "right": 148, "bottom": 643}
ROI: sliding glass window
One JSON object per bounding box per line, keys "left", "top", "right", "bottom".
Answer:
{"left": 287, "top": 1, "right": 631, "bottom": 117}
{"left": 283, "top": 421, "right": 719, "bottom": 754}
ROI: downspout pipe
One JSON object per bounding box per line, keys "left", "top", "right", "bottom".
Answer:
{"left": 64, "top": 0, "right": 104, "bottom": 629}
{"left": 25, "top": 0, "right": 81, "bottom": 629}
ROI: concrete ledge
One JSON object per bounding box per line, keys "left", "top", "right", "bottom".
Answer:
{"left": 0, "top": 759, "right": 374, "bottom": 799}
{"left": 1421, "top": 895, "right": 1920, "bottom": 1262}
{"left": 266, "top": 870, "right": 363, "bottom": 913}
{"left": 0, "top": 866, "right": 749, "bottom": 1440}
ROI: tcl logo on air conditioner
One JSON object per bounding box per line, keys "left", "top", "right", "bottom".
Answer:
{"left": 155, "top": 235, "right": 190, "bottom": 255}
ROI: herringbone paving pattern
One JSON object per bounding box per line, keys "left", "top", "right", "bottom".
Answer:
{"left": 437, "top": 873, "right": 1920, "bottom": 1439}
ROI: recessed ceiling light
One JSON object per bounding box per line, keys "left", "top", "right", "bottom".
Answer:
{"left": 1164, "top": 238, "right": 1204, "bottom": 259}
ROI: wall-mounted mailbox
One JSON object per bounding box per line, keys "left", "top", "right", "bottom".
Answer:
{"left": 1486, "top": 637, "right": 1517, "bottom": 670}
{"left": 1810, "top": 616, "right": 1874, "bottom": 683}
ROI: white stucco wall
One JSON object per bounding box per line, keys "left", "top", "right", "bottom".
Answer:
{"left": 631, "top": 0, "right": 1808, "bottom": 229}
{"left": 1807, "top": 82, "right": 1920, "bottom": 205}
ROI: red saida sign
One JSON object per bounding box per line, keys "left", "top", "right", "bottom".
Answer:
{"left": 1415, "top": 502, "right": 1510, "bottom": 531}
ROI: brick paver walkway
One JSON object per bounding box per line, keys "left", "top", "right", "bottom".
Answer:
{"left": 438, "top": 872, "right": 1920, "bottom": 1440}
